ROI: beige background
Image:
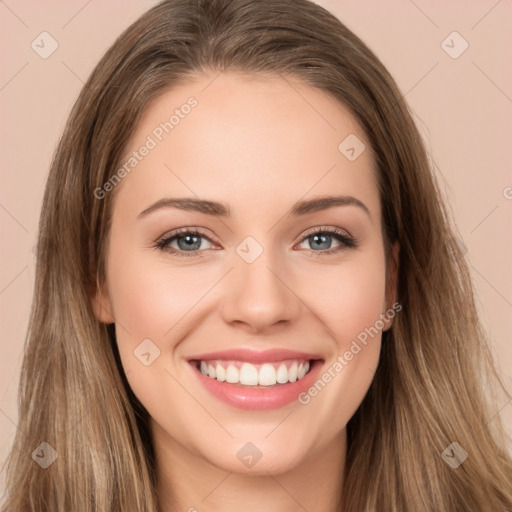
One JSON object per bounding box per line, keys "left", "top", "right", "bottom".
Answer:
{"left": 1, "top": 0, "right": 511, "bottom": 491}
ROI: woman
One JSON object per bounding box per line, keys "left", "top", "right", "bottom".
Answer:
{"left": 3, "top": 0, "right": 511, "bottom": 510}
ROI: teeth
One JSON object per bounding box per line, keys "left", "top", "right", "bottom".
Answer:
{"left": 288, "top": 361, "right": 298, "bottom": 383}
{"left": 225, "top": 365, "right": 239, "bottom": 383}
{"left": 276, "top": 364, "right": 288, "bottom": 384}
{"left": 239, "top": 363, "right": 259, "bottom": 385}
{"left": 198, "top": 359, "right": 311, "bottom": 386}
{"left": 216, "top": 364, "right": 226, "bottom": 382}
{"left": 259, "top": 364, "right": 276, "bottom": 386}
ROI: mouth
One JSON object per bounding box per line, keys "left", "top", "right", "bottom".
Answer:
{"left": 187, "top": 349, "right": 324, "bottom": 410}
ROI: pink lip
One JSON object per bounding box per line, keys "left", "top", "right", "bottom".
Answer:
{"left": 188, "top": 352, "right": 324, "bottom": 411}
{"left": 188, "top": 348, "right": 322, "bottom": 364}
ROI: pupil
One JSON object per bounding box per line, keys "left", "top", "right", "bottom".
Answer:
{"left": 178, "top": 235, "right": 201, "bottom": 251}
{"left": 311, "top": 234, "right": 330, "bottom": 250}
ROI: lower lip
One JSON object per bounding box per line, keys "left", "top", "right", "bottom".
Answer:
{"left": 189, "top": 359, "right": 324, "bottom": 411}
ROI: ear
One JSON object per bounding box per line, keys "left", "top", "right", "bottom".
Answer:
{"left": 92, "top": 279, "right": 115, "bottom": 324}
{"left": 382, "top": 241, "right": 400, "bottom": 332}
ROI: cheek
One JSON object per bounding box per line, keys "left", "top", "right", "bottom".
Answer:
{"left": 105, "top": 249, "right": 208, "bottom": 415}
{"left": 297, "top": 252, "right": 387, "bottom": 347}
{"left": 293, "top": 253, "right": 386, "bottom": 415}
{"left": 338, "top": 270, "right": 386, "bottom": 343}
{"left": 107, "top": 248, "right": 215, "bottom": 342}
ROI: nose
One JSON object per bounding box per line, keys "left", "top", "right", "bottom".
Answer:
{"left": 220, "top": 250, "right": 302, "bottom": 334}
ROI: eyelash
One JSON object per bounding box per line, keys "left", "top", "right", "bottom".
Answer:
{"left": 154, "top": 226, "right": 358, "bottom": 258}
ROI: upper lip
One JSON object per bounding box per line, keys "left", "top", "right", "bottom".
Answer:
{"left": 188, "top": 348, "right": 323, "bottom": 364}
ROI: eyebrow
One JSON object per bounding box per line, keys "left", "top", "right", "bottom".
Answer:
{"left": 137, "top": 195, "right": 371, "bottom": 219}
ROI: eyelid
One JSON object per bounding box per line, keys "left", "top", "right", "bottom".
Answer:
{"left": 298, "top": 225, "right": 353, "bottom": 241}
{"left": 156, "top": 226, "right": 218, "bottom": 244}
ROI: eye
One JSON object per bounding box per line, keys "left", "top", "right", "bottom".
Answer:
{"left": 155, "top": 228, "right": 217, "bottom": 257}
{"left": 155, "top": 226, "right": 358, "bottom": 258}
{"left": 296, "top": 227, "right": 358, "bottom": 255}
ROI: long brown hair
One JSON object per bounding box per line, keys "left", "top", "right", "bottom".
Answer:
{"left": 3, "top": 0, "right": 512, "bottom": 510}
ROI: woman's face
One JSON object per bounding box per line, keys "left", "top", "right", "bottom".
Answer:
{"left": 94, "top": 72, "right": 397, "bottom": 475}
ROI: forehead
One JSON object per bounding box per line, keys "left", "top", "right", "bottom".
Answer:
{"left": 112, "top": 72, "right": 380, "bottom": 222}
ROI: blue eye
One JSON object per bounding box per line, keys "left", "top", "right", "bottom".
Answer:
{"left": 155, "top": 229, "right": 215, "bottom": 257}
{"left": 297, "top": 228, "right": 358, "bottom": 254}
{"left": 155, "top": 226, "right": 357, "bottom": 258}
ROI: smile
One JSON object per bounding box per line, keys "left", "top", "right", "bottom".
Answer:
{"left": 187, "top": 349, "right": 324, "bottom": 411}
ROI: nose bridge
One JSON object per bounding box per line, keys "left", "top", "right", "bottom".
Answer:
{"left": 220, "top": 238, "right": 300, "bottom": 332}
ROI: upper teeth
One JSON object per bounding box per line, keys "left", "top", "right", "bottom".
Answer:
{"left": 198, "top": 359, "right": 311, "bottom": 386}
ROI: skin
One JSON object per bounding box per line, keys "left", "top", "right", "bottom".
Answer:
{"left": 94, "top": 72, "right": 398, "bottom": 512}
